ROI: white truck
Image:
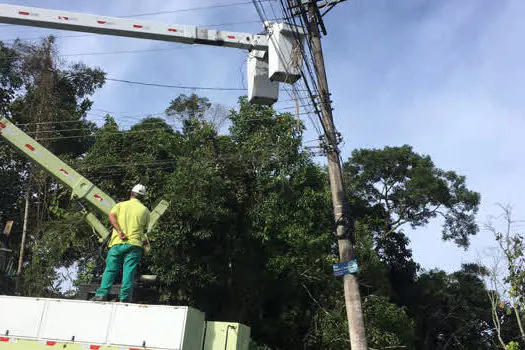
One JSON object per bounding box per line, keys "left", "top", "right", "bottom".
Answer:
{"left": 0, "top": 295, "right": 250, "bottom": 349}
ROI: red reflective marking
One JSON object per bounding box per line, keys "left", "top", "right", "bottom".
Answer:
{"left": 89, "top": 345, "right": 101, "bottom": 350}
{"left": 0, "top": 337, "right": 9, "bottom": 342}
{"left": 18, "top": 11, "right": 30, "bottom": 16}
{"left": 46, "top": 341, "right": 57, "bottom": 346}
{"left": 133, "top": 24, "right": 143, "bottom": 28}
{"left": 59, "top": 168, "right": 69, "bottom": 175}
{"left": 168, "top": 28, "right": 177, "bottom": 32}
{"left": 227, "top": 35, "right": 235, "bottom": 39}
{"left": 94, "top": 194, "right": 103, "bottom": 202}
{"left": 0, "top": 121, "right": 6, "bottom": 129}
{"left": 97, "top": 20, "right": 106, "bottom": 24}
{"left": 25, "top": 144, "right": 35, "bottom": 152}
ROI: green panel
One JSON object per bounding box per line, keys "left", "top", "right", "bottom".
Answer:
{"left": 148, "top": 199, "right": 170, "bottom": 233}
{"left": 84, "top": 212, "right": 111, "bottom": 241}
{"left": 181, "top": 307, "right": 206, "bottom": 350}
{"left": 203, "top": 322, "right": 251, "bottom": 350}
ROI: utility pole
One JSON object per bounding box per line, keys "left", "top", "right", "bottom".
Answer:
{"left": 299, "top": 0, "right": 368, "bottom": 348}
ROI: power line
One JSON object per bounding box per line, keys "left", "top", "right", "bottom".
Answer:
{"left": 103, "top": 78, "right": 307, "bottom": 92}
{"left": 251, "top": 0, "right": 325, "bottom": 139}
{"left": 61, "top": 46, "right": 195, "bottom": 57}
{"left": 105, "top": 78, "right": 246, "bottom": 91}
{"left": 0, "top": 19, "right": 277, "bottom": 44}
{"left": 5, "top": 108, "right": 313, "bottom": 137}
{"left": 275, "top": 1, "right": 333, "bottom": 142}
{"left": 120, "top": 1, "right": 275, "bottom": 18}
{"left": 0, "top": 1, "right": 276, "bottom": 28}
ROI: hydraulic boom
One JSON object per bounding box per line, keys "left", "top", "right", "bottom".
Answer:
{"left": 0, "top": 117, "right": 168, "bottom": 241}
{"left": 0, "top": 3, "right": 305, "bottom": 105}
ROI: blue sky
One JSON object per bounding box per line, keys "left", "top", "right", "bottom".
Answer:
{"left": 1, "top": 0, "right": 524, "bottom": 274}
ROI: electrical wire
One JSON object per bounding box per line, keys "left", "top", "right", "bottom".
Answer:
{"left": 3, "top": 108, "right": 314, "bottom": 140}
{"left": 105, "top": 78, "right": 246, "bottom": 91}
{"left": 251, "top": 0, "right": 325, "bottom": 141}
{"left": 120, "top": 1, "right": 276, "bottom": 18}
{"left": 61, "top": 46, "right": 195, "bottom": 57}
{"left": 275, "top": 0, "right": 341, "bottom": 152}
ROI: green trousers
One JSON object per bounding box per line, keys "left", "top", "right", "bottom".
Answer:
{"left": 95, "top": 244, "right": 142, "bottom": 301}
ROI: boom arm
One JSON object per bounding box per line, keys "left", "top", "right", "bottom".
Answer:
{"left": 0, "top": 118, "right": 116, "bottom": 214}
{"left": 0, "top": 117, "right": 168, "bottom": 241}
{"left": 0, "top": 4, "right": 268, "bottom": 51}
{"left": 0, "top": 3, "right": 305, "bottom": 105}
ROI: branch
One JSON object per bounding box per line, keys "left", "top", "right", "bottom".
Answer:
{"left": 383, "top": 204, "right": 443, "bottom": 237}
{"left": 301, "top": 283, "right": 331, "bottom": 316}
{"left": 513, "top": 304, "right": 525, "bottom": 340}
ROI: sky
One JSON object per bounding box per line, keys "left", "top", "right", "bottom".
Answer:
{"left": 1, "top": 0, "right": 524, "bottom": 274}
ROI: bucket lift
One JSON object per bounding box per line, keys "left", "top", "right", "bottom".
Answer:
{"left": 0, "top": 4, "right": 305, "bottom": 105}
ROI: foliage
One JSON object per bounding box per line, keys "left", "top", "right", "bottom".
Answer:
{"left": 409, "top": 265, "right": 496, "bottom": 349}
{"left": 363, "top": 295, "right": 415, "bottom": 348}
{"left": 344, "top": 145, "right": 480, "bottom": 248}
{"left": 0, "top": 37, "right": 105, "bottom": 294}
{"left": 486, "top": 205, "right": 525, "bottom": 348}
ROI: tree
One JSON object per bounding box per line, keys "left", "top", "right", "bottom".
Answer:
{"left": 0, "top": 37, "right": 105, "bottom": 294}
{"left": 344, "top": 145, "right": 480, "bottom": 248}
{"left": 485, "top": 204, "right": 525, "bottom": 348}
{"left": 165, "top": 93, "right": 227, "bottom": 131}
{"left": 410, "top": 264, "right": 495, "bottom": 349}
{"left": 343, "top": 145, "right": 484, "bottom": 349}
{"left": 363, "top": 295, "right": 415, "bottom": 348}
{"left": 150, "top": 97, "right": 337, "bottom": 348}
{"left": 0, "top": 41, "right": 25, "bottom": 239}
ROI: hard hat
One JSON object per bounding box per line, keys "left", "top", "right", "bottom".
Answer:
{"left": 131, "top": 184, "right": 146, "bottom": 196}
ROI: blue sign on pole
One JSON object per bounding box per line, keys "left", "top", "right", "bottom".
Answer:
{"left": 332, "top": 259, "right": 359, "bottom": 276}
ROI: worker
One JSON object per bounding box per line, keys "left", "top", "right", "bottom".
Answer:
{"left": 91, "top": 184, "right": 151, "bottom": 303}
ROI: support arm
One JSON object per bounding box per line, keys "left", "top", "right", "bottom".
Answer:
{"left": 0, "top": 118, "right": 169, "bottom": 240}
{"left": 0, "top": 4, "right": 268, "bottom": 51}
{"left": 0, "top": 118, "right": 116, "bottom": 214}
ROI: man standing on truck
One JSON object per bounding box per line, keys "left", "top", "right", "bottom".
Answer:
{"left": 91, "top": 184, "right": 151, "bottom": 303}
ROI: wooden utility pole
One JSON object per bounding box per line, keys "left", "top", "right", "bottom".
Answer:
{"left": 302, "top": 0, "right": 368, "bottom": 348}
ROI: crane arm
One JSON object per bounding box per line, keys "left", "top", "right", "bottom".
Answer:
{"left": 0, "top": 4, "right": 269, "bottom": 51}
{"left": 0, "top": 117, "right": 116, "bottom": 214}
{"left": 0, "top": 117, "right": 169, "bottom": 241}
{"left": 0, "top": 3, "right": 305, "bottom": 104}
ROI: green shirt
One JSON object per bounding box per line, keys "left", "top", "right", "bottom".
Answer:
{"left": 108, "top": 198, "right": 150, "bottom": 248}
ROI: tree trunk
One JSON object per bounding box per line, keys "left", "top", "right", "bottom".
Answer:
{"left": 17, "top": 185, "right": 31, "bottom": 275}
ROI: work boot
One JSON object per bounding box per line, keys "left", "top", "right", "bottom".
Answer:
{"left": 91, "top": 295, "right": 109, "bottom": 302}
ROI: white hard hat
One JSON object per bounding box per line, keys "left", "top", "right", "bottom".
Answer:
{"left": 131, "top": 184, "right": 146, "bottom": 196}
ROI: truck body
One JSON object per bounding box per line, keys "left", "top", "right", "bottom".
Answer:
{"left": 0, "top": 295, "right": 250, "bottom": 349}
